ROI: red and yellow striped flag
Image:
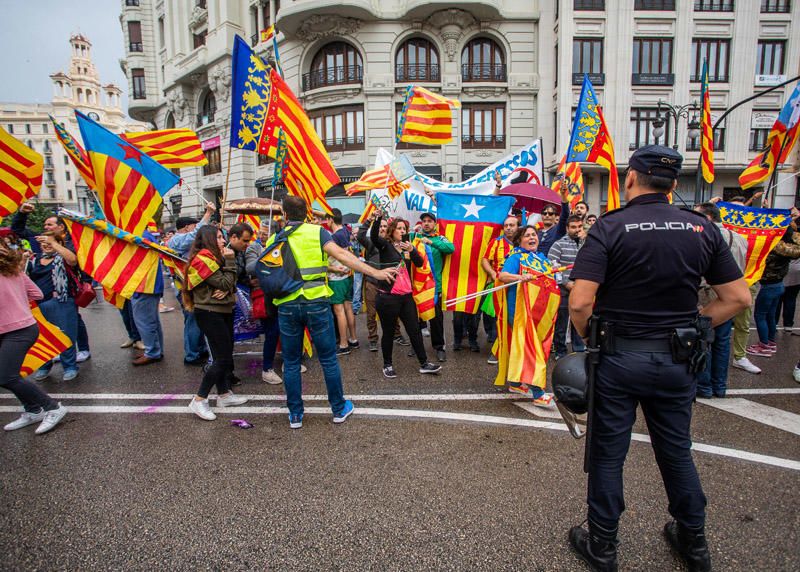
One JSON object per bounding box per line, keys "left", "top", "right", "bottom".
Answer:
{"left": 0, "top": 127, "right": 43, "bottom": 217}
{"left": 551, "top": 154, "right": 584, "bottom": 210}
{"left": 303, "top": 328, "right": 313, "bottom": 357}
{"left": 51, "top": 116, "right": 96, "bottom": 190}
{"left": 396, "top": 86, "right": 460, "bottom": 145}
{"left": 186, "top": 249, "right": 220, "bottom": 290}
{"left": 20, "top": 304, "right": 72, "bottom": 377}
{"left": 121, "top": 129, "right": 207, "bottom": 168}
{"left": 237, "top": 213, "right": 262, "bottom": 231}
{"left": 411, "top": 240, "right": 436, "bottom": 322}
{"left": 102, "top": 286, "right": 127, "bottom": 309}
{"left": 493, "top": 284, "right": 512, "bottom": 387}
{"left": 700, "top": 60, "right": 714, "bottom": 184}
{"left": 346, "top": 165, "right": 408, "bottom": 196}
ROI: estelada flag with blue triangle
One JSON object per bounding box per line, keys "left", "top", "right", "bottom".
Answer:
{"left": 437, "top": 192, "right": 516, "bottom": 314}
{"left": 76, "top": 110, "right": 179, "bottom": 235}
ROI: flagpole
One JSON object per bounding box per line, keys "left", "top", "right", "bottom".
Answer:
{"left": 220, "top": 143, "right": 233, "bottom": 220}
{"left": 764, "top": 133, "right": 792, "bottom": 208}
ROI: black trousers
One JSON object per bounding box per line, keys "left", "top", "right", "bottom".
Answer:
{"left": 375, "top": 293, "right": 427, "bottom": 366}
{"left": 428, "top": 297, "right": 445, "bottom": 351}
{"left": 588, "top": 350, "right": 706, "bottom": 531}
{"left": 194, "top": 309, "right": 234, "bottom": 398}
{"left": 453, "top": 311, "right": 478, "bottom": 346}
{"left": 776, "top": 284, "right": 800, "bottom": 327}
{"left": 0, "top": 324, "right": 58, "bottom": 413}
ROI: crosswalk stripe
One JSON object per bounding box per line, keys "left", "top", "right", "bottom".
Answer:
{"left": 697, "top": 397, "right": 800, "bottom": 436}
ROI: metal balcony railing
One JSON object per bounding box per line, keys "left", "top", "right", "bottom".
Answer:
{"left": 196, "top": 109, "right": 215, "bottom": 127}
{"left": 125, "top": 0, "right": 140, "bottom": 6}
{"left": 634, "top": 0, "right": 675, "bottom": 8}
{"left": 321, "top": 136, "right": 365, "bottom": 151}
{"left": 129, "top": 42, "right": 143, "bottom": 52}
{"left": 691, "top": 73, "right": 729, "bottom": 82}
{"left": 461, "top": 64, "right": 507, "bottom": 83}
{"left": 694, "top": 0, "right": 734, "bottom": 10}
{"left": 574, "top": 0, "right": 605, "bottom": 9}
{"left": 302, "top": 65, "right": 363, "bottom": 92}
{"left": 761, "top": 0, "right": 790, "bottom": 12}
{"left": 461, "top": 134, "right": 506, "bottom": 149}
{"left": 395, "top": 64, "right": 441, "bottom": 83}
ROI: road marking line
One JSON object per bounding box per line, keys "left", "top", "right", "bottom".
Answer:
{"left": 1, "top": 405, "right": 797, "bottom": 472}
{"left": 0, "top": 393, "right": 520, "bottom": 401}
{"left": 514, "top": 402, "right": 564, "bottom": 419}
{"left": 697, "top": 398, "right": 800, "bottom": 436}
{"left": 726, "top": 388, "right": 800, "bottom": 395}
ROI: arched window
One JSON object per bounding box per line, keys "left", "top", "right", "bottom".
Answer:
{"left": 304, "top": 41, "right": 363, "bottom": 91}
{"left": 77, "top": 88, "right": 84, "bottom": 102}
{"left": 87, "top": 90, "right": 95, "bottom": 104}
{"left": 461, "top": 38, "right": 506, "bottom": 82}
{"left": 165, "top": 113, "right": 175, "bottom": 129}
{"left": 396, "top": 38, "right": 440, "bottom": 82}
{"left": 197, "top": 91, "right": 216, "bottom": 126}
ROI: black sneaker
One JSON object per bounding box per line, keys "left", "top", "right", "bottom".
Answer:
{"left": 348, "top": 339, "right": 360, "bottom": 350}
{"left": 436, "top": 349, "right": 447, "bottom": 362}
{"left": 452, "top": 342, "right": 463, "bottom": 351}
{"left": 394, "top": 335, "right": 410, "bottom": 346}
{"left": 383, "top": 365, "right": 397, "bottom": 378}
{"left": 368, "top": 341, "right": 378, "bottom": 352}
{"left": 336, "top": 346, "right": 351, "bottom": 356}
{"left": 419, "top": 362, "right": 442, "bottom": 374}
{"left": 407, "top": 349, "right": 415, "bottom": 357}
{"left": 469, "top": 344, "right": 480, "bottom": 353}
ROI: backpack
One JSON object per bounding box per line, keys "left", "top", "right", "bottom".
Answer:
{"left": 256, "top": 224, "right": 304, "bottom": 299}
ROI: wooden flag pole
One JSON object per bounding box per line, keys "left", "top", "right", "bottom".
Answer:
{"left": 220, "top": 143, "right": 234, "bottom": 220}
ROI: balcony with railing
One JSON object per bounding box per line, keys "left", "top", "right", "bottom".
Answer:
{"left": 321, "top": 136, "right": 365, "bottom": 152}
{"left": 196, "top": 109, "right": 215, "bottom": 127}
{"left": 129, "top": 42, "right": 143, "bottom": 52}
{"left": 461, "top": 134, "right": 506, "bottom": 149}
{"left": 761, "top": 0, "right": 790, "bottom": 12}
{"left": 302, "top": 65, "right": 363, "bottom": 92}
{"left": 691, "top": 72, "right": 729, "bottom": 82}
{"left": 574, "top": 0, "right": 605, "bottom": 9}
{"left": 395, "top": 64, "right": 441, "bottom": 83}
{"left": 694, "top": 0, "right": 734, "bottom": 10}
{"left": 461, "top": 64, "right": 507, "bottom": 83}
{"left": 573, "top": 73, "right": 605, "bottom": 85}
{"left": 634, "top": 0, "right": 675, "bottom": 8}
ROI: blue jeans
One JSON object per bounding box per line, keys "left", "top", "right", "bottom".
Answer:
{"left": 177, "top": 294, "right": 205, "bottom": 361}
{"left": 696, "top": 319, "right": 733, "bottom": 397}
{"left": 131, "top": 293, "right": 163, "bottom": 358}
{"left": 352, "top": 272, "right": 363, "bottom": 314}
{"left": 119, "top": 300, "right": 141, "bottom": 342}
{"left": 260, "top": 316, "right": 280, "bottom": 371}
{"left": 37, "top": 297, "right": 79, "bottom": 374}
{"left": 278, "top": 300, "right": 346, "bottom": 416}
{"left": 754, "top": 282, "right": 784, "bottom": 344}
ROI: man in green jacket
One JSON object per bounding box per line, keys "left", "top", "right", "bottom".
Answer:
{"left": 411, "top": 212, "right": 454, "bottom": 362}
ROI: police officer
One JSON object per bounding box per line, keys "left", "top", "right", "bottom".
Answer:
{"left": 270, "top": 196, "right": 396, "bottom": 429}
{"left": 567, "top": 145, "right": 750, "bottom": 571}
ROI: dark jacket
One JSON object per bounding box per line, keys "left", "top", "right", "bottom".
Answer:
{"left": 761, "top": 227, "right": 800, "bottom": 284}
{"left": 357, "top": 223, "right": 381, "bottom": 285}
{"left": 537, "top": 202, "right": 570, "bottom": 257}
{"left": 190, "top": 257, "right": 238, "bottom": 313}
{"left": 370, "top": 216, "right": 423, "bottom": 293}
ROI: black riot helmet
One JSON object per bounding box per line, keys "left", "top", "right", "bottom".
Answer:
{"left": 552, "top": 352, "right": 589, "bottom": 414}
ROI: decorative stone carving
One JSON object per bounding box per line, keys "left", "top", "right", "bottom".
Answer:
{"left": 462, "top": 86, "right": 507, "bottom": 99}
{"left": 426, "top": 9, "right": 477, "bottom": 62}
{"left": 166, "top": 91, "right": 188, "bottom": 122}
{"left": 209, "top": 66, "right": 231, "bottom": 103}
{"left": 476, "top": 149, "right": 492, "bottom": 157}
{"left": 188, "top": 6, "right": 208, "bottom": 31}
{"left": 302, "top": 87, "right": 362, "bottom": 106}
{"left": 296, "top": 14, "right": 362, "bottom": 42}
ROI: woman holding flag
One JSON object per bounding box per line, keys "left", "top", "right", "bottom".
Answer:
{"left": 370, "top": 216, "right": 441, "bottom": 379}
{"left": 183, "top": 226, "right": 248, "bottom": 421}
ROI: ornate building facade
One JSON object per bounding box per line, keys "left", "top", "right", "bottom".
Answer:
{"left": 119, "top": 0, "right": 538, "bottom": 219}
{"left": 1, "top": 34, "right": 145, "bottom": 214}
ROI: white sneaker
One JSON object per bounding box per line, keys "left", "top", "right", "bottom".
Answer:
{"left": 421, "top": 327, "right": 431, "bottom": 337}
{"left": 732, "top": 357, "right": 762, "bottom": 374}
{"left": 216, "top": 392, "right": 248, "bottom": 407}
{"left": 794, "top": 365, "right": 800, "bottom": 384}
{"left": 76, "top": 351, "right": 91, "bottom": 363}
{"left": 120, "top": 339, "right": 135, "bottom": 348}
{"left": 188, "top": 398, "right": 216, "bottom": 420}
{"left": 261, "top": 369, "right": 283, "bottom": 385}
{"left": 4, "top": 410, "right": 46, "bottom": 431}
{"left": 133, "top": 341, "right": 145, "bottom": 351}
{"left": 487, "top": 355, "right": 499, "bottom": 365}
{"left": 34, "top": 404, "right": 67, "bottom": 434}
{"left": 282, "top": 363, "right": 308, "bottom": 374}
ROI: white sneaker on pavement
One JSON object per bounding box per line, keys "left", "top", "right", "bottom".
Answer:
{"left": 4, "top": 410, "right": 46, "bottom": 431}
{"left": 217, "top": 392, "right": 248, "bottom": 407}
{"left": 261, "top": 369, "right": 283, "bottom": 384}
{"left": 732, "top": 357, "right": 761, "bottom": 374}
{"left": 794, "top": 365, "right": 800, "bottom": 384}
{"left": 120, "top": 339, "right": 135, "bottom": 348}
{"left": 188, "top": 398, "right": 216, "bottom": 420}
{"left": 34, "top": 404, "right": 67, "bottom": 434}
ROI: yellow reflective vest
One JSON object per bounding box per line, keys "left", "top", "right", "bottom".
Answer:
{"left": 271, "top": 222, "right": 332, "bottom": 305}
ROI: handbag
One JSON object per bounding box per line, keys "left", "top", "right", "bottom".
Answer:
{"left": 67, "top": 264, "right": 96, "bottom": 308}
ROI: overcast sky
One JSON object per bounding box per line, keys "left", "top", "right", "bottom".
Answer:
{"left": 0, "top": 0, "right": 129, "bottom": 108}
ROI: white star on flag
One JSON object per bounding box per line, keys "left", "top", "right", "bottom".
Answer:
{"left": 461, "top": 197, "right": 485, "bottom": 219}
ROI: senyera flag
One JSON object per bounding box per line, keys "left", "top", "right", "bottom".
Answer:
{"left": 567, "top": 74, "right": 619, "bottom": 211}
{"left": 76, "top": 111, "right": 179, "bottom": 235}
{"left": 719, "top": 201, "right": 791, "bottom": 285}
{"left": 237, "top": 213, "right": 262, "bottom": 231}
{"left": 121, "top": 128, "right": 207, "bottom": 168}
{"left": 699, "top": 59, "right": 714, "bottom": 184}
{"left": 551, "top": 154, "right": 584, "bottom": 210}
{"left": 437, "top": 192, "right": 516, "bottom": 313}
{"left": 396, "top": 86, "right": 461, "bottom": 146}
{"left": 20, "top": 303, "right": 72, "bottom": 377}
{"left": 186, "top": 249, "right": 221, "bottom": 291}
{"left": 0, "top": 126, "right": 43, "bottom": 217}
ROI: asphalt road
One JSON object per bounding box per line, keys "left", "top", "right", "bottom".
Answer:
{"left": 1, "top": 290, "right": 798, "bottom": 571}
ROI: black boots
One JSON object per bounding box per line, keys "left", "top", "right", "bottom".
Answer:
{"left": 569, "top": 521, "right": 619, "bottom": 572}
{"left": 664, "top": 520, "right": 712, "bottom": 572}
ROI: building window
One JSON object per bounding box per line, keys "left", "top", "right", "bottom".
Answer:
{"left": 128, "top": 21, "right": 143, "bottom": 52}
{"left": 691, "top": 39, "right": 730, "bottom": 82}
{"left": 304, "top": 42, "right": 363, "bottom": 91}
{"left": 632, "top": 38, "right": 673, "bottom": 84}
{"left": 630, "top": 108, "right": 672, "bottom": 150}
{"left": 761, "top": 0, "right": 791, "bottom": 12}
{"left": 193, "top": 30, "right": 207, "bottom": 49}
{"left": 196, "top": 0, "right": 207, "bottom": 8}
{"left": 257, "top": 153, "right": 272, "bottom": 166}
{"left": 197, "top": 92, "right": 216, "bottom": 126}
{"left": 131, "top": 68, "right": 146, "bottom": 99}
{"left": 25, "top": 124, "right": 30, "bottom": 134}
{"left": 49, "top": 187, "right": 56, "bottom": 199}
{"left": 43, "top": 141, "right": 51, "bottom": 153}
{"left": 158, "top": 17, "right": 165, "bottom": 48}
{"left": 203, "top": 146, "right": 221, "bottom": 176}
{"left": 687, "top": 117, "right": 725, "bottom": 151}
{"left": 756, "top": 40, "right": 785, "bottom": 77}
{"left": 634, "top": 0, "right": 676, "bottom": 9}
{"left": 6, "top": 124, "right": 12, "bottom": 134}
{"left": 396, "top": 38, "right": 440, "bottom": 83}
{"left": 572, "top": 38, "right": 604, "bottom": 85}
{"left": 42, "top": 123, "right": 48, "bottom": 134}
{"left": 125, "top": 0, "right": 140, "bottom": 6}
{"left": 695, "top": 0, "right": 734, "bottom": 10}
{"left": 65, "top": 171, "right": 71, "bottom": 181}
{"left": 63, "top": 155, "right": 69, "bottom": 165}
{"left": 574, "top": 0, "right": 605, "bottom": 9}
{"left": 750, "top": 128, "right": 771, "bottom": 151}
{"left": 461, "top": 38, "right": 506, "bottom": 82}
{"left": 309, "top": 105, "right": 365, "bottom": 151}
{"left": 462, "top": 103, "right": 505, "bottom": 149}
{"left": 165, "top": 113, "right": 175, "bottom": 129}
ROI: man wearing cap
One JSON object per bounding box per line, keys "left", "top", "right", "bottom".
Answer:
{"left": 567, "top": 145, "right": 750, "bottom": 571}
{"left": 411, "top": 212, "right": 454, "bottom": 362}
{"left": 168, "top": 202, "right": 216, "bottom": 365}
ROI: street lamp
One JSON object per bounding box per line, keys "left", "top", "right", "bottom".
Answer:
{"left": 651, "top": 99, "right": 699, "bottom": 150}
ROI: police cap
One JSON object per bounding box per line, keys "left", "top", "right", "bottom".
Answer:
{"left": 628, "top": 145, "right": 683, "bottom": 179}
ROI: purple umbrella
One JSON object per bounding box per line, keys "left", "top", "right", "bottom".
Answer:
{"left": 498, "top": 183, "right": 563, "bottom": 215}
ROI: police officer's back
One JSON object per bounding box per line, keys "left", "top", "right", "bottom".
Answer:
{"left": 565, "top": 146, "right": 750, "bottom": 572}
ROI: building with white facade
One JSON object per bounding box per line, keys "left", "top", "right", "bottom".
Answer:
{"left": 119, "top": 0, "right": 538, "bottom": 219}
{"left": 0, "top": 34, "right": 145, "bottom": 214}
{"left": 539, "top": 0, "right": 800, "bottom": 211}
